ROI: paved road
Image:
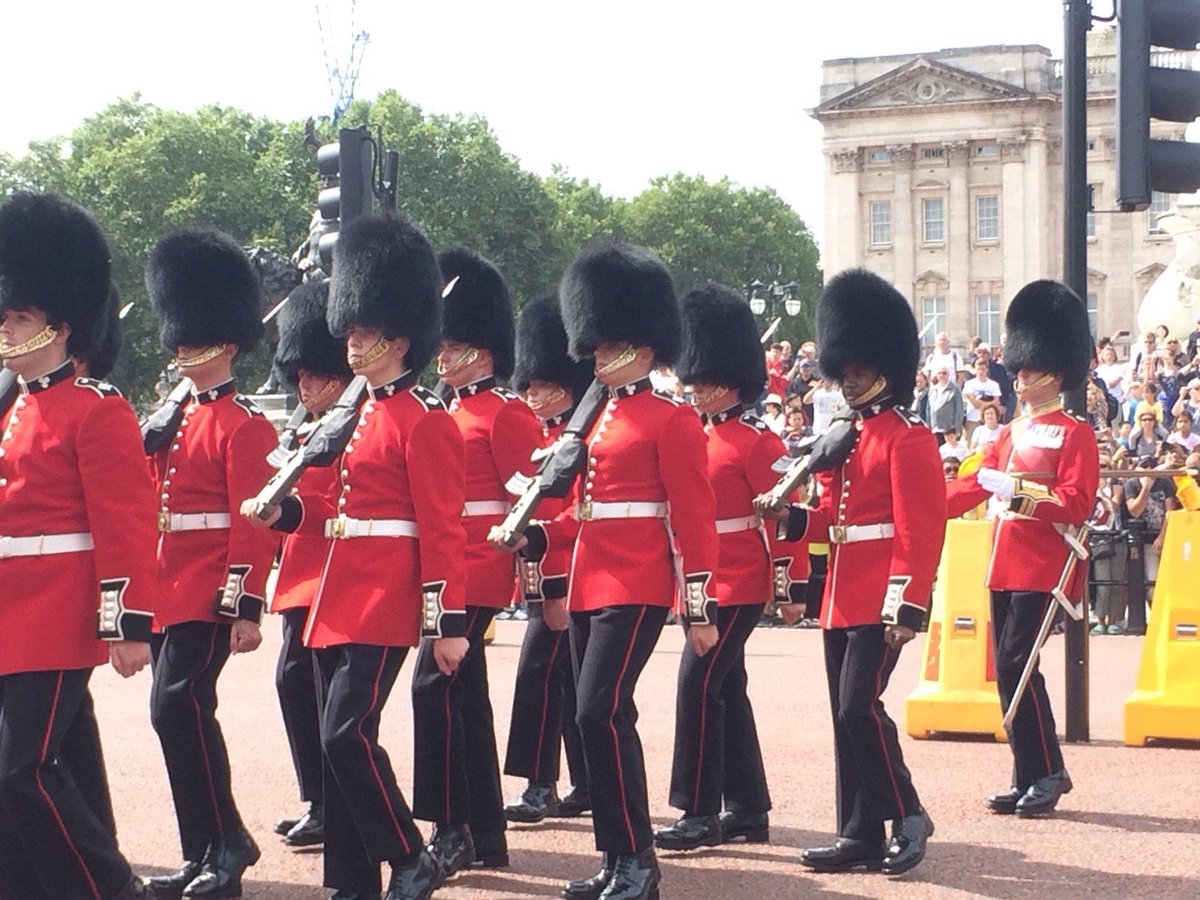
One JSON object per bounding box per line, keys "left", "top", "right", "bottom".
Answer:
{"left": 93, "top": 621, "right": 1199, "bottom": 898}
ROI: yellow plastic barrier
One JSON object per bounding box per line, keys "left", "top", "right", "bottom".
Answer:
{"left": 1124, "top": 509, "right": 1200, "bottom": 746}
{"left": 906, "top": 518, "right": 1006, "bottom": 741}
{"left": 484, "top": 616, "right": 497, "bottom": 644}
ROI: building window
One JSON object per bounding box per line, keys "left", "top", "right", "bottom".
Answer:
{"left": 1086, "top": 184, "right": 1097, "bottom": 238}
{"left": 976, "top": 294, "right": 1001, "bottom": 344}
{"left": 869, "top": 201, "right": 892, "bottom": 246}
{"left": 922, "top": 297, "right": 946, "bottom": 338}
{"left": 975, "top": 144, "right": 1000, "bottom": 159}
{"left": 1087, "top": 292, "right": 1098, "bottom": 338}
{"left": 868, "top": 149, "right": 893, "bottom": 164}
{"left": 976, "top": 195, "right": 1000, "bottom": 241}
{"left": 922, "top": 147, "right": 945, "bottom": 160}
{"left": 1148, "top": 191, "right": 1172, "bottom": 234}
{"left": 923, "top": 198, "right": 945, "bottom": 243}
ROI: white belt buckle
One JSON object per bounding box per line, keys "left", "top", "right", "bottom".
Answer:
{"left": 829, "top": 525, "right": 847, "bottom": 544}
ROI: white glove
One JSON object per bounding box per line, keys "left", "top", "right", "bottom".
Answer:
{"left": 977, "top": 467, "right": 1016, "bottom": 501}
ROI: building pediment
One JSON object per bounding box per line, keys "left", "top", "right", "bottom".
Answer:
{"left": 814, "top": 57, "right": 1039, "bottom": 116}
{"left": 915, "top": 269, "right": 949, "bottom": 285}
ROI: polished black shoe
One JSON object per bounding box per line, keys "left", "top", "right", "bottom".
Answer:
{"left": 881, "top": 810, "right": 935, "bottom": 876}
{"left": 111, "top": 876, "right": 148, "bottom": 899}
{"left": 1015, "top": 770, "right": 1073, "bottom": 818}
{"left": 598, "top": 849, "right": 660, "bottom": 900}
{"left": 273, "top": 815, "right": 300, "bottom": 836}
{"left": 426, "top": 824, "right": 474, "bottom": 883}
{"left": 563, "top": 854, "right": 613, "bottom": 900}
{"left": 718, "top": 810, "right": 770, "bottom": 844}
{"left": 800, "top": 837, "right": 885, "bottom": 873}
{"left": 505, "top": 781, "right": 559, "bottom": 823}
{"left": 653, "top": 814, "right": 722, "bottom": 851}
{"left": 284, "top": 802, "right": 325, "bottom": 847}
{"left": 471, "top": 830, "right": 510, "bottom": 868}
{"left": 329, "top": 892, "right": 381, "bottom": 900}
{"left": 182, "top": 831, "right": 261, "bottom": 897}
{"left": 147, "top": 861, "right": 203, "bottom": 899}
{"left": 986, "top": 786, "right": 1023, "bottom": 815}
{"left": 556, "top": 785, "right": 592, "bottom": 818}
{"left": 384, "top": 851, "right": 439, "bottom": 900}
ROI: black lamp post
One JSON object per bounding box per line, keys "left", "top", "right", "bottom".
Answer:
{"left": 746, "top": 278, "right": 804, "bottom": 336}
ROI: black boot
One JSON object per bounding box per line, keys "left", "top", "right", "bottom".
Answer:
{"left": 718, "top": 810, "right": 769, "bottom": 844}
{"left": 472, "top": 830, "right": 509, "bottom": 868}
{"left": 881, "top": 810, "right": 934, "bottom": 876}
{"left": 800, "top": 837, "right": 886, "bottom": 873}
{"left": 598, "top": 849, "right": 660, "bottom": 900}
{"left": 329, "top": 891, "right": 381, "bottom": 900}
{"left": 273, "top": 815, "right": 300, "bottom": 836}
{"left": 182, "top": 831, "right": 261, "bottom": 898}
{"left": 384, "top": 851, "right": 440, "bottom": 900}
{"left": 505, "top": 781, "right": 559, "bottom": 823}
{"left": 556, "top": 785, "right": 592, "bottom": 818}
{"left": 110, "top": 876, "right": 148, "bottom": 899}
{"left": 284, "top": 802, "right": 325, "bottom": 847}
{"left": 426, "top": 824, "right": 474, "bottom": 883}
{"left": 562, "top": 854, "right": 613, "bottom": 900}
{"left": 653, "top": 814, "right": 721, "bottom": 851}
{"left": 1015, "top": 770, "right": 1072, "bottom": 818}
{"left": 986, "top": 786, "right": 1023, "bottom": 815}
{"left": 146, "top": 861, "right": 203, "bottom": 899}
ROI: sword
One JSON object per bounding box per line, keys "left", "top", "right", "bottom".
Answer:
{"left": 759, "top": 317, "right": 783, "bottom": 345}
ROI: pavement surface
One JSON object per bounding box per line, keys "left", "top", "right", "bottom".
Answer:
{"left": 91, "top": 621, "right": 1200, "bottom": 899}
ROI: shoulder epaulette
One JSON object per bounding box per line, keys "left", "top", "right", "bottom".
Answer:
{"left": 73, "top": 377, "right": 123, "bottom": 399}
{"left": 232, "top": 394, "right": 265, "bottom": 417}
{"left": 740, "top": 411, "right": 768, "bottom": 432}
{"left": 652, "top": 389, "right": 684, "bottom": 405}
{"left": 491, "top": 385, "right": 520, "bottom": 402}
{"left": 891, "top": 407, "right": 921, "bottom": 427}
{"left": 410, "top": 385, "right": 446, "bottom": 412}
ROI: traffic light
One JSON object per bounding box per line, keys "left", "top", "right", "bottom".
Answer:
{"left": 314, "top": 125, "right": 376, "bottom": 268}
{"left": 1117, "top": 0, "right": 1200, "bottom": 210}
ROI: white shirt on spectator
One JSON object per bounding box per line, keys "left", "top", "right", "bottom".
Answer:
{"left": 970, "top": 422, "right": 1004, "bottom": 450}
{"left": 811, "top": 386, "right": 845, "bottom": 435}
{"left": 962, "top": 376, "right": 1002, "bottom": 423}
{"left": 1168, "top": 431, "right": 1200, "bottom": 452}
{"left": 923, "top": 349, "right": 963, "bottom": 380}
{"left": 1096, "top": 362, "right": 1127, "bottom": 402}
{"left": 939, "top": 440, "right": 969, "bottom": 464}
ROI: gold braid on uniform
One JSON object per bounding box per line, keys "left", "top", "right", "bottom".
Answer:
{"left": 0, "top": 325, "right": 57, "bottom": 359}
{"left": 349, "top": 337, "right": 391, "bottom": 371}
{"left": 175, "top": 344, "right": 228, "bottom": 368}
{"left": 848, "top": 376, "right": 890, "bottom": 410}
{"left": 437, "top": 345, "right": 478, "bottom": 377}
{"left": 595, "top": 344, "right": 638, "bottom": 377}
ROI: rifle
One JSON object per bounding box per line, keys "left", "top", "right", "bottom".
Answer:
{"left": 249, "top": 376, "right": 369, "bottom": 521}
{"left": 757, "top": 408, "right": 861, "bottom": 513}
{"left": 495, "top": 379, "right": 610, "bottom": 548}
{"left": 141, "top": 378, "right": 196, "bottom": 455}
{"left": 266, "top": 403, "right": 312, "bottom": 468}
{"left": 0, "top": 368, "right": 17, "bottom": 420}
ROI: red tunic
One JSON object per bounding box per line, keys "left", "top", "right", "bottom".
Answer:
{"left": 450, "top": 376, "right": 543, "bottom": 609}
{"left": 783, "top": 405, "right": 946, "bottom": 630}
{"left": 947, "top": 401, "right": 1099, "bottom": 595}
{"left": 150, "top": 381, "right": 279, "bottom": 628}
{"left": 531, "top": 377, "right": 719, "bottom": 621}
{"left": 271, "top": 441, "right": 334, "bottom": 615}
{"left": 0, "top": 363, "right": 158, "bottom": 674}
{"left": 519, "top": 413, "right": 572, "bottom": 602}
{"left": 291, "top": 375, "right": 469, "bottom": 648}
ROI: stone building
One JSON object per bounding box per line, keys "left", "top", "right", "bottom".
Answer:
{"left": 811, "top": 32, "right": 1193, "bottom": 348}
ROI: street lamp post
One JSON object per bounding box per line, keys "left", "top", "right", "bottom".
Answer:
{"left": 746, "top": 278, "right": 804, "bottom": 341}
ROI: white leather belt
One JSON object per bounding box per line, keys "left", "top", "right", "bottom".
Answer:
{"left": 715, "top": 515, "right": 762, "bottom": 534}
{"left": 577, "top": 500, "right": 668, "bottom": 522}
{"left": 325, "top": 516, "right": 419, "bottom": 540}
{"left": 158, "top": 512, "right": 231, "bottom": 534}
{"left": 829, "top": 523, "right": 895, "bottom": 544}
{"left": 0, "top": 532, "right": 94, "bottom": 560}
{"left": 462, "top": 501, "right": 512, "bottom": 518}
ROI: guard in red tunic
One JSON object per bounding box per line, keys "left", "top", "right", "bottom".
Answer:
{"left": 947, "top": 280, "right": 1097, "bottom": 818}
{"left": 253, "top": 214, "right": 469, "bottom": 900}
{"left": 655, "top": 283, "right": 800, "bottom": 853}
{"left": 761, "top": 269, "right": 944, "bottom": 876}
{"left": 502, "top": 295, "right": 594, "bottom": 825}
{"left": 265, "top": 278, "right": 351, "bottom": 849}
{"left": 145, "top": 228, "right": 280, "bottom": 900}
{"left": 493, "top": 242, "right": 720, "bottom": 900}
{"left": 0, "top": 191, "right": 155, "bottom": 900}
{"left": 412, "top": 248, "right": 543, "bottom": 879}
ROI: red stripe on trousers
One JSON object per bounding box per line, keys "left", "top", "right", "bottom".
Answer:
{"left": 534, "top": 629, "right": 566, "bottom": 782}
{"left": 191, "top": 627, "right": 225, "bottom": 838}
{"left": 358, "top": 647, "right": 410, "bottom": 854}
{"left": 872, "top": 645, "right": 908, "bottom": 817}
{"left": 692, "top": 607, "right": 737, "bottom": 811}
{"left": 610, "top": 606, "right": 649, "bottom": 850}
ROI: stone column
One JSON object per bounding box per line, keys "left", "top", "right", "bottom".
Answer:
{"left": 1001, "top": 136, "right": 1027, "bottom": 308}
{"left": 890, "top": 144, "right": 916, "bottom": 304}
{"left": 947, "top": 141, "right": 971, "bottom": 342}
{"left": 824, "top": 147, "right": 862, "bottom": 274}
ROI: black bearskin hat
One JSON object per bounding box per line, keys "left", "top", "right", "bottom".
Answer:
{"left": 817, "top": 268, "right": 919, "bottom": 407}
{"left": 273, "top": 278, "right": 352, "bottom": 389}
{"left": 1003, "top": 279, "right": 1093, "bottom": 388}
{"left": 560, "top": 240, "right": 680, "bottom": 365}
{"left": 438, "top": 247, "right": 516, "bottom": 380}
{"left": 0, "top": 191, "right": 112, "bottom": 360}
{"left": 678, "top": 283, "right": 767, "bottom": 404}
{"left": 326, "top": 214, "right": 442, "bottom": 374}
{"left": 84, "top": 285, "right": 124, "bottom": 380}
{"left": 513, "top": 295, "right": 594, "bottom": 399}
{"left": 147, "top": 227, "right": 264, "bottom": 354}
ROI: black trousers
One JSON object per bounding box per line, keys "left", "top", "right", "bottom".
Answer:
{"left": 571, "top": 604, "right": 668, "bottom": 854}
{"left": 61, "top": 687, "right": 117, "bottom": 838}
{"left": 806, "top": 554, "right": 828, "bottom": 620}
{"left": 669, "top": 603, "right": 770, "bottom": 816}
{"left": 823, "top": 625, "right": 921, "bottom": 846}
{"left": 276, "top": 608, "right": 323, "bottom": 805}
{"left": 411, "top": 607, "right": 505, "bottom": 835}
{"left": 504, "top": 603, "right": 588, "bottom": 788}
{"left": 150, "top": 621, "right": 244, "bottom": 862}
{"left": 991, "top": 591, "right": 1065, "bottom": 789}
{"left": 0, "top": 669, "right": 133, "bottom": 900}
{"left": 315, "top": 644, "right": 422, "bottom": 896}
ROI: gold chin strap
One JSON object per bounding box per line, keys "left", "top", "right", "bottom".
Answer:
{"left": 695, "top": 385, "right": 731, "bottom": 411}
{"left": 1014, "top": 372, "right": 1057, "bottom": 397}
{"left": 175, "top": 344, "right": 228, "bottom": 369}
{"left": 848, "top": 376, "right": 890, "bottom": 410}
{"left": 306, "top": 377, "right": 343, "bottom": 410}
{"left": 0, "top": 325, "right": 57, "bottom": 359}
{"left": 437, "top": 345, "right": 479, "bottom": 377}
{"left": 349, "top": 337, "right": 391, "bottom": 371}
{"left": 527, "top": 386, "right": 566, "bottom": 411}
{"left": 595, "top": 345, "right": 638, "bottom": 377}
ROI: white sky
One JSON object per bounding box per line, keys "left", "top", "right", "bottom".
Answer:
{"left": 8, "top": 0, "right": 1070, "bottom": 251}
